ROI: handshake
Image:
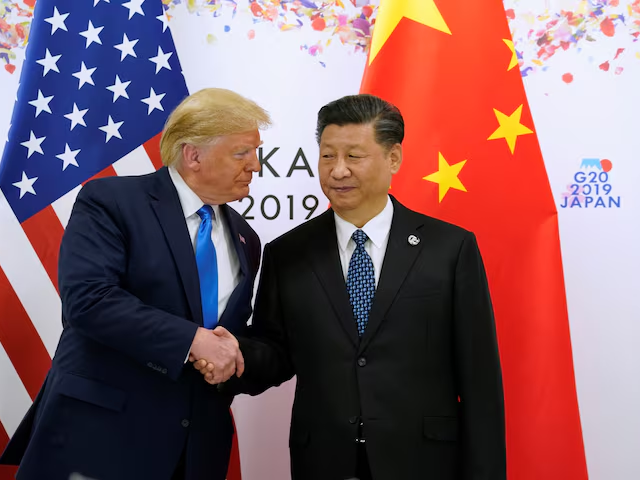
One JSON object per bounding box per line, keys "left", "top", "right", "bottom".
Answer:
{"left": 188, "top": 326, "right": 244, "bottom": 385}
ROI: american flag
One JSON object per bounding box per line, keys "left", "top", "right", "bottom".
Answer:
{"left": 0, "top": 0, "right": 195, "bottom": 473}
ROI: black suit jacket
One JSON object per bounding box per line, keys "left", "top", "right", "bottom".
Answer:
{"left": 240, "top": 197, "right": 505, "bottom": 480}
{"left": 0, "top": 167, "right": 261, "bottom": 480}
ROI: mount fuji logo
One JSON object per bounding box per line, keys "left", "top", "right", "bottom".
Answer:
{"left": 559, "top": 158, "right": 621, "bottom": 209}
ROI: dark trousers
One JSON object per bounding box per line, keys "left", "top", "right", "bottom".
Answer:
{"left": 171, "top": 447, "right": 186, "bottom": 480}
{"left": 173, "top": 444, "right": 372, "bottom": 480}
{"left": 355, "top": 443, "right": 372, "bottom": 480}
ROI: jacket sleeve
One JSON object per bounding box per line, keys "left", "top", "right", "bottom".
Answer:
{"left": 453, "top": 231, "right": 506, "bottom": 480}
{"left": 59, "top": 180, "right": 198, "bottom": 381}
{"left": 235, "top": 241, "right": 295, "bottom": 396}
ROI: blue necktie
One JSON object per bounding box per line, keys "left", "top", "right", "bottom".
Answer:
{"left": 195, "top": 205, "right": 218, "bottom": 329}
{"left": 346, "top": 229, "right": 376, "bottom": 336}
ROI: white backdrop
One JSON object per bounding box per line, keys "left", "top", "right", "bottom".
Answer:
{"left": 0, "top": 1, "right": 638, "bottom": 479}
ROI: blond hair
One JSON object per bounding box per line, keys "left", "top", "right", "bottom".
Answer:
{"left": 160, "top": 88, "right": 272, "bottom": 167}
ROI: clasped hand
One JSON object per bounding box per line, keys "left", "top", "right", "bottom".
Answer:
{"left": 188, "top": 326, "right": 244, "bottom": 385}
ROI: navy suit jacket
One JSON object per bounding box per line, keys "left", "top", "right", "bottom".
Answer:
{"left": 0, "top": 167, "right": 261, "bottom": 480}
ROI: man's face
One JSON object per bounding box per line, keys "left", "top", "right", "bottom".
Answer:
{"left": 191, "top": 129, "right": 262, "bottom": 204}
{"left": 318, "top": 123, "right": 401, "bottom": 222}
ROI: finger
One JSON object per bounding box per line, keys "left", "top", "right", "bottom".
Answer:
{"left": 193, "top": 359, "right": 207, "bottom": 370}
{"left": 236, "top": 350, "right": 245, "bottom": 377}
{"left": 188, "top": 354, "right": 196, "bottom": 363}
{"left": 212, "top": 367, "right": 225, "bottom": 385}
{"left": 220, "top": 358, "right": 235, "bottom": 383}
{"left": 227, "top": 360, "right": 237, "bottom": 381}
{"left": 206, "top": 362, "right": 215, "bottom": 372}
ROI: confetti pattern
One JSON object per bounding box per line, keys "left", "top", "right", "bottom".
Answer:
{"left": 0, "top": 1, "right": 33, "bottom": 74}
{"left": 1, "top": 1, "right": 639, "bottom": 75}
{"left": 505, "top": 0, "right": 640, "bottom": 80}
{"left": 162, "top": 0, "right": 375, "bottom": 65}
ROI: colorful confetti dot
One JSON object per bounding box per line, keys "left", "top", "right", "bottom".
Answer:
{"left": 562, "top": 73, "right": 574, "bottom": 83}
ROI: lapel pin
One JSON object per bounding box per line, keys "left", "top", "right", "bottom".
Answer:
{"left": 408, "top": 234, "right": 420, "bottom": 246}
{"left": 238, "top": 233, "right": 246, "bottom": 244}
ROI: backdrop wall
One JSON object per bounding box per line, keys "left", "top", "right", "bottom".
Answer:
{"left": 0, "top": 1, "right": 638, "bottom": 479}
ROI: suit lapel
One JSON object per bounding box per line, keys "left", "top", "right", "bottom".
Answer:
{"left": 149, "top": 168, "right": 203, "bottom": 325}
{"left": 307, "top": 210, "right": 359, "bottom": 347}
{"left": 359, "top": 200, "right": 424, "bottom": 352}
{"left": 217, "top": 205, "right": 249, "bottom": 326}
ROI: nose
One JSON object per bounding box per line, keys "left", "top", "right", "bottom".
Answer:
{"left": 247, "top": 149, "right": 261, "bottom": 173}
{"left": 331, "top": 156, "right": 350, "bottom": 180}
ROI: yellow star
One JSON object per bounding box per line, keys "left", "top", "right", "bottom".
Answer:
{"left": 369, "top": 0, "right": 451, "bottom": 65}
{"left": 503, "top": 39, "right": 518, "bottom": 71}
{"left": 423, "top": 152, "right": 467, "bottom": 202}
{"left": 487, "top": 105, "right": 533, "bottom": 154}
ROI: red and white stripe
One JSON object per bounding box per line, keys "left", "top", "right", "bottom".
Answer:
{"left": 0, "top": 133, "right": 243, "bottom": 480}
{"left": 0, "top": 137, "right": 160, "bottom": 443}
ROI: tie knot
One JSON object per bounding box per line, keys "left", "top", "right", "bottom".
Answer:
{"left": 352, "top": 229, "right": 368, "bottom": 247}
{"left": 197, "top": 205, "right": 214, "bottom": 221}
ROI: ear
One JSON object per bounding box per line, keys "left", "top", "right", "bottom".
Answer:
{"left": 181, "top": 144, "right": 201, "bottom": 172}
{"left": 388, "top": 143, "right": 403, "bottom": 174}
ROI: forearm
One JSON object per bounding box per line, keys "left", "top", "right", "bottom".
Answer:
{"left": 63, "top": 283, "right": 198, "bottom": 380}
{"left": 231, "top": 334, "right": 294, "bottom": 395}
{"left": 454, "top": 231, "right": 506, "bottom": 479}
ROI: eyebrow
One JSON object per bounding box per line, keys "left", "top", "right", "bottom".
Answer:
{"left": 320, "top": 143, "right": 364, "bottom": 149}
{"left": 235, "top": 141, "right": 263, "bottom": 149}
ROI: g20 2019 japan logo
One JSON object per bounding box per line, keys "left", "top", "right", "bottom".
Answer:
{"left": 559, "top": 158, "right": 621, "bottom": 209}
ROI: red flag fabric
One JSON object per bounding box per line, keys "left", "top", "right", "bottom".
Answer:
{"left": 361, "top": 1, "right": 588, "bottom": 478}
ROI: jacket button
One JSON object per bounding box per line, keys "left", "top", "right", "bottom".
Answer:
{"left": 181, "top": 419, "right": 190, "bottom": 428}
{"left": 349, "top": 416, "right": 358, "bottom": 424}
{"left": 357, "top": 357, "right": 367, "bottom": 367}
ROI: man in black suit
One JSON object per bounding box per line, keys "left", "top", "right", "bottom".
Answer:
{"left": 202, "top": 94, "right": 506, "bottom": 480}
{"left": 0, "top": 88, "right": 269, "bottom": 480}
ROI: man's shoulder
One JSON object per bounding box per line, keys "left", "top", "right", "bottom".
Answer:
{"left": 269, "top": 210, "right": 332, "bottom": 249}
{"left": 81, "top": 169, "right": 159, "bottom": 200}
{"left": 394, "top": 199, "right": 472, "bottom": 240}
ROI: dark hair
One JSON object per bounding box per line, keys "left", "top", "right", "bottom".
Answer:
{"left": 316, "top": 94, "right": 404, "bottom": 149}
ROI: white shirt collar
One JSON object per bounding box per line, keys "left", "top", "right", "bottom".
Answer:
{"left": 168, "top": 166, "right": 220, "bottom": 223}
{"left": 334, "top": 196, "right": 394, "bottom": 252}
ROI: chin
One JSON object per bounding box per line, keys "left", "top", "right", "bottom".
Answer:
{"left": 234, "top": 187, "right": 251, "bottom": 200}
{"left": 329, "top": 199, "right": 357, "bottom": 212}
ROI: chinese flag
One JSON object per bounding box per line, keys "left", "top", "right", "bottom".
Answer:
{"left": 361, "top": 1, "right": 588, "bottom": 479}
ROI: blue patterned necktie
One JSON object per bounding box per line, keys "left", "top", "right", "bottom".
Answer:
{"left": 346, "top": 229, "right": 376, "bottom": 336}
{"left": 195, "top": 205, "right": 218, "bottom": 329}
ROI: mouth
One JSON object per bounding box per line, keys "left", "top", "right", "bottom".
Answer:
{"left": 332, "top": 186, "right": 355, "bottom": 193}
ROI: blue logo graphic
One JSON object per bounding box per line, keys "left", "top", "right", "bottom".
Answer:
{"left": 559, "top": 158, "right": 621, "bottom": 209}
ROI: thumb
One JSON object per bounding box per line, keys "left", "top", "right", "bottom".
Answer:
{"left": 212, "top": 326, "right": 230, "bottom": 337}
{"left": 236, "top": 350, "right": 245, "bottom": 377}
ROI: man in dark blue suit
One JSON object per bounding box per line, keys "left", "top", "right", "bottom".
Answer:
{"left": 0, "top": 88, "right": 271, "bottom": 480}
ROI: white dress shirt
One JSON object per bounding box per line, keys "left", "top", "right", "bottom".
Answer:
{"left": 334, "top": 196, "right": 394, "bottom": 287}
{"left": 168, "top": 167, "right": 241, "bottom": 324}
